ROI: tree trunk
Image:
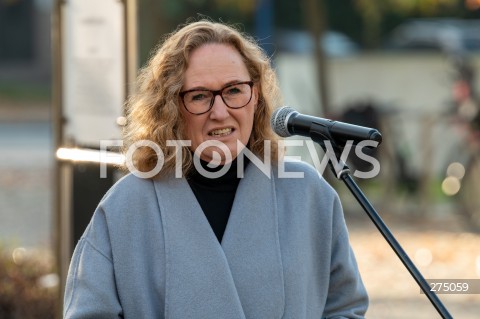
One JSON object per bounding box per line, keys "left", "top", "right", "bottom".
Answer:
{"left": 303, "top": 0, "right": 330, "bottom": 116}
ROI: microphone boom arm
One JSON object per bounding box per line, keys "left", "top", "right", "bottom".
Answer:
{"left": 310, "top": 131, "right": 453, "bottom": 319}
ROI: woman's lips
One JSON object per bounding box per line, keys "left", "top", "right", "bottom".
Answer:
{"left": 208, "top": 127, "right": 233, "bottom": 137}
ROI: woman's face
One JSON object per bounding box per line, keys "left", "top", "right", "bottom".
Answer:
{"left": 180, "top": 43, "right": 258, "bottom": 164}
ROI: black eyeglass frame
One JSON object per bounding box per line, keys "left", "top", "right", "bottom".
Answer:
{"left": 179, "top": 80, "right": 254, "bottom": 115}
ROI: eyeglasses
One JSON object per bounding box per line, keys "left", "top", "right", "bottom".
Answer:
{"left": 179, "top": 81, "right": 254, "bottom": 115}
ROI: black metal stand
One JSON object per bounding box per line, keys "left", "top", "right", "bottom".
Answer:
{"left": 339, "top": 172, "right": 452, "bottom": 319}
{"left": 309, "top": 125, "right": 453, "bottom": 319}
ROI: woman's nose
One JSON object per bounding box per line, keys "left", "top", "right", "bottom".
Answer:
{"left": 209, "top": 95, "right": 230, "bottom": 120}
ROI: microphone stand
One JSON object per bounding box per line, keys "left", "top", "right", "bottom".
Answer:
{"left": 309, "top": 129, "right": 453, "bottom": 319}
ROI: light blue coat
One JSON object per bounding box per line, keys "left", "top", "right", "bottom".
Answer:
{"left": 64, "top": 160, "right": 368, "bottom": 318}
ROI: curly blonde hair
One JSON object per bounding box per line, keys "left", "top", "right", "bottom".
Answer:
{"left": 123, "top": 19, "right": 282, "bottom": 178}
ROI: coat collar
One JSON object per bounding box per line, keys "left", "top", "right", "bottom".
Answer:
{"left": 154, "top": 163, "right": 285, "bottom": 318}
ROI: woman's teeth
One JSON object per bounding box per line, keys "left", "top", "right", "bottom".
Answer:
{"left": 209, "top": 128, "right": 232, "bottom": 137}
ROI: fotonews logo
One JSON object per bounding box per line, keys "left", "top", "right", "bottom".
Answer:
{"left": 98, "top": 139, "right": 380, "bottom": 179}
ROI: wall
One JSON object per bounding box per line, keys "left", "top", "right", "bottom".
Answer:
{"left": 275, "top": 52, "right": 480, "bottom": 176}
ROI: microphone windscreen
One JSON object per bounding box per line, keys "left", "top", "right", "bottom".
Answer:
{"left": 270, "top": 106, "right": 296, "bottom": 137}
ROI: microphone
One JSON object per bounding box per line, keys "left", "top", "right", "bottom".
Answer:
{"left": 270, "top": 106, "right": 382, "bottom": 145}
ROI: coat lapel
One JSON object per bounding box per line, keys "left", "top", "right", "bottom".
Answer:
{"left": 153, "top": 163, "right": 285, "bottom": 319}
{"left": 154, "top": 176, "right": 246, "bottom": 319}
{"left": 221, "top": 163, "right": 285, "bottom": 318}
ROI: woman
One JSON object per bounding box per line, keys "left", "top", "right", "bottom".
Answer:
{"left": 64, "top": 20, "right": 368, "bottom": 318}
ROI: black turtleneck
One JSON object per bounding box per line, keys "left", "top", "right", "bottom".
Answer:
{"left": 187, "top": 157, "right": 248, "bottom": 242}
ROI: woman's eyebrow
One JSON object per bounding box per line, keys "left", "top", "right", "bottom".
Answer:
{"left": 182, "top": 85, "right": 209, "bottom": 91}
{"left": 222, "top": 79, "right": 245, "bottom": 87}
{"left": 183, "top": 79, "right": 246, "bottom": 92}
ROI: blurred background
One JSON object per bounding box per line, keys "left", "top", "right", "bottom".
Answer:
{"left": 1, "top": 0, "right": 480, "bottom": 318}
